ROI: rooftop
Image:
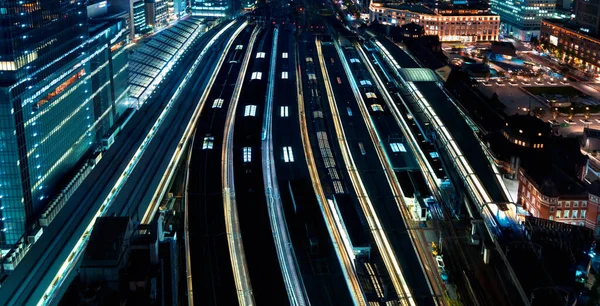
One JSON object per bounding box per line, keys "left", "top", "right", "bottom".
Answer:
{"left": 543, "top": 18, "right": 600, "bottom": 41}
{"left": 504, "top": 114, "right": 550, "bottom": 140}
{"left": 82, "top": 217, "right": 132, "bottom": 267}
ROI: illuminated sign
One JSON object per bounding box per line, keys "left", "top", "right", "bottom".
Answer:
{"left": 550, "top": 35, "right": 558, "bottom": 46}
{"left": 580, "top": 27, "right": 590, "bottom": 33}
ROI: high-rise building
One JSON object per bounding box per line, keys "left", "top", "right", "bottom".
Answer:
{"left": 168, "top": 0, "right": 188, "bottom": 21}
{"left": 0, "top": 0, "right": 130, "bottom": 247}
{"left": 191, "top": 0, "right": 231, "bottom": 17}
{"left": 575, "top": 0, "right": 600, "bottom": 35}
{"left": 0, "top": 0, "right": 90, "bottom": 246}
{"left": 133, "top": 0, "right": 150, "bottom": 37}
{"left": 146, "top": 0, "right": 169, "bottom": 29}
{"left": 490, "top": 0, "right": 557, "bottom": 41}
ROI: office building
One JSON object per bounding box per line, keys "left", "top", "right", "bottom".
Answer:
{"left": 168, "top": 0, "right": 189, "bottom": 21}
{"left": 0, "top": 0, "right": 130, "bottom": 247}
{"left": 575, "top": 0, "right": 600, "bottom": 35}
{"left": 192, "top": 0, "right": 231, "bottom": 17}
{"left": 146, "top": 0, "right": 169, "bottom": 30}
{"left": 490, "top": 0, "right": 557, "bottom": 41}
{"left": 133, "top": 0, "right": 150, "bottom": 37}
{"left": 369, "top": 3, "right": 500, "bottom": 42}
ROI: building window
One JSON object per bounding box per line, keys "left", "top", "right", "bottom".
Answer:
{"left": 566, "top": 201, "right": 570, "bottom": 207}
{"left": 283, "top": 146, "right": 295, "bottom": 162}
{"left": 582, "top": 210, "right": 587, "bottom": 219}
{"left": 251, "top": 72, "right": 262, "bottom": 80}
{"left": 280, "top": 106, "right": 289, "bottom": 117}
{"left": 212, "top": 98, "right": 224, "bottom": 108}
{"left": 556, "top": 210, "right": 562, "bottom": 218}
{"left": 558, "top": 201, "right": 562, "bottom": 207}
{"left": 574, "top": 201, "right": 579, "bottom": 207}
{"left": 243, "top": 147, "right": 252, "bottom": 163}
{"left": 564, "top": 210, "right": 570, "bottom": 218}
{"left": 202, "top": 136, "right": 214, "bottom": 150}
{"left": 244, "top": 105, "right": 257, "bottom": 117}
{"left": 573, "top": 210, "right": 578, "bottom": 219}
{"left": 390, "top": 143, "right": 406, "bottom": 152}
{"left": 256, "top": 52, "right": 266, "bottom": 58}
{"left": 550, "top": 206, "right": 554, "bottom": 212}
{"left": 282, "top": 52, "right": 288, "bottom": 58}
{"left": 281, "top": 71, "right": 288, "bottom": 79}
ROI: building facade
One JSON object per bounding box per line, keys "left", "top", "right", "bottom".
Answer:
{"left": 575, "top": 0, "right": 600, "bottom": 35}
{"left": 369, "top": 3, "right": 500, "bottom": 42}
{"left": 0, "top": 1, "right": 130, "bottom": 247}
{"left": 490, "top": 0, "right": 556, "bottom": 41}
{"left": 540, "top": 19, "right": 600, "bottom": 74}
{"left": 192, "top": 0, "right": 230, "bottom": 17}
{"left": 518, "top": 169, "right": 600, "bottom": 236}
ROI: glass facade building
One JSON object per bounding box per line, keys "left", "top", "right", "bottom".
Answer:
{"left": 490, "top": 0, "right": 557, "bottom": 40}
{"left": 0, "top": 0, "right": 130, "bottom": 247}
{"left": 192, "top": 0, "right": 231, "bottom": 17}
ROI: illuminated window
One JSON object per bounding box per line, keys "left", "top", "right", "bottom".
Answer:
{"left": 350, "top": 58, "right": 360, "bottom": 63}
{"left": 564, "top": 210, "right": 570, "bottom": 218}
{"left": 573, "top": 210, "right": 579, "bottom": 218}
{"left": 582, "top": 210, "right": 587, "bottom": 219}
{"left": 212, "top": 98, "right": 224, "bottom": 108}
{"left": 243, "top": 147, "right": 252, "bottom": 162}
{"left": 308, "top": 73, "right": 316, "bottom": 81}
{"left": 236, "top": 45, "right": 244, "bottom": 50}
{"left": 360, "top": 80, "right": 372, "bottom": 86}
{"left": 556, "top": 210, "right": 562, "bottom": 218}
{"left": 244, "top": 105, "right": 257, "bottom": 117}
{"left": 282, "top": 52, "right": 288, "bottom": 58}
{"left": 251, "top": 72, "right": 262, "bottom": 80}
{"left": 283, "top": 146, "right": 295, "bottom": 162}
{"left": 280, "top": 106, "right": 289, "bottom": 117}
{"left": 256, "top": 52, "right": 266, "bottom": 58}
{"left": 202, "top": 136, "right": 214, "bottom": 150}
{"left": 390, "top": 143, "right": 406, "bottom": 152}
{"left": 366, "top": 92, "right": 377, "bottom": 99}
{"left": 371, "top": 104, "right": 384, "bottom": 112}
{"left": 306, "top": 57, "right": 313, "bottom": 62}
{"left": 281, "top": 71, "right": 288, "bottom": 79}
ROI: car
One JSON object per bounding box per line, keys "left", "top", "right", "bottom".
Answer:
{"left": 561, "top": 81, "right": 569, "bottom": 85}
{"left": 535, "top": 81, "right": 545, "bottom": 85}
{"left": 509, "top": 81, "right": 518, "bottom": 86}
{"left": 548, "top": 81, "right": 557, "bottom": 85}
{"left": 522, "top": 81, "right": 531, "bottom": 85}
{"left": 482, "top": 82, "right": 492, "bottom": 87}
{"left": 496, "top": 81, "right": 505, "bottom": 86}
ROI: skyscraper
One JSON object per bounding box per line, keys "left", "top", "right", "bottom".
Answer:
{"left": 490, "top": 0, "right": 557, "bottom": 40}
{"left": 0, "top": 0, "right": 130, "bottom": 247}
{"left": 192, "top": 0, "right": 231, "bottom": 17}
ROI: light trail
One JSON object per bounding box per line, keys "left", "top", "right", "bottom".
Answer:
{"left": 315, "top": 38, "right": 415, "bottom": 306}
{"left": 295, "top": 40, "right": 367, "bottom": 306}
{"left": 222, "top": 25, "right": 261, "bottom": 306}
{"left": 35, "top": 20, "right": 239, "bottom": 306}
{"left": 178, "top": 21, "right": 250, "bottom": 306}
{"left": 355, "top": 43, "right": 444, "bottom": 305}
{"left": 372, "top": 38, "right": 530, "bottom": 305}
{"left": 262, "top": 26, "right": 311, "bottom": 306}
{"left": 141, "top": 21, "right": 249, "bottom": 225}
